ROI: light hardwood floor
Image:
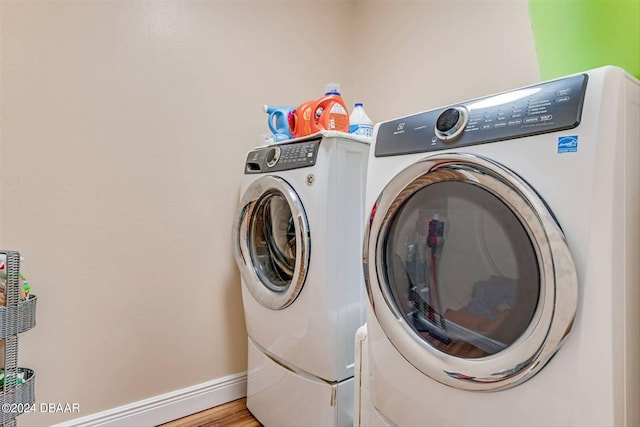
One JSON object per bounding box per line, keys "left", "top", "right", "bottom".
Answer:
{"left": 159, "top": 398, "right": 261, "bottom": 427}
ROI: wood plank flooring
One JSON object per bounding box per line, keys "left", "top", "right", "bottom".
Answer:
{"left": 159, "top": 398, "right": 261, "bottom": 427}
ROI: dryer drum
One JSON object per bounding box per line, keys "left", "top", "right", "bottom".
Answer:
{"left": 259, "top": 193, "right": 297, "bottom": 281}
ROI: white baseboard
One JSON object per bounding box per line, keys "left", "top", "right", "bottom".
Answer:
{"left": 53, "top": 371, "right": 247, "bottom": 427}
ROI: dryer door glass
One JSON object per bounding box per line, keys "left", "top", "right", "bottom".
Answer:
{"left": 235, "top": 175, "right": 310, "bottom": 310}
{"left": 384, "top": 181, "right": 539, "bottom": 358}
{"left": 364, "top": 153, "right": 577, "bottom": 390}
{"left": 250, "top": 191, "right": 297, "bottom": 291}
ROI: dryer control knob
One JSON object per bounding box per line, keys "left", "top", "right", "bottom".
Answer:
{"left": 266, "top": 146, "right": 281, "bottom": 168}
{"left": 435, "top": 106, "right": 468, "bottom": 141}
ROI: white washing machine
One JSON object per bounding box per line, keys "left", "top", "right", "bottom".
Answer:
{"left": 233, "top": 131, "right": 370, "bottom": 426}
{"left": 362, "top": 66, "right": 639, "bottom": 426}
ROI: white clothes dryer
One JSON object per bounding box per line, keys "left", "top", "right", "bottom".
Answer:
{"left": 362, "top": 66, "right": 639, "bottom": 426}
{"left": 234, "top": 131, "right": 370, "bottom": 426}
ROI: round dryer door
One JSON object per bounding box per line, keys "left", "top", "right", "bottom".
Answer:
{"left": 235, "top": 175, "right": 310, "bottom": 310}
{"left": 364, "top": 153, "right": 578, "bottom": 391}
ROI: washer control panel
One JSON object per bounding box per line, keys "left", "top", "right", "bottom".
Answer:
{"left": 375, "top": 73, "right": 588, "bottom": 157}
{"left": 245, "top": 138, "right": 321, "bottom": 174}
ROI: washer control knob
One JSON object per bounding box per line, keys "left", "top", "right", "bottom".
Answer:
{"left": 435, "top": 106, "right": 468, "bottom": 141}
{"left": 266, "top": 146, "right": 281, "bottom": 168}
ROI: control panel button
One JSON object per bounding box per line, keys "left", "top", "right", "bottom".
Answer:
{"left": 265, "top": 146, "right": 281, "bottom": 168}
{"left": 435, "top": 106, "right": 468, "bottom": 141}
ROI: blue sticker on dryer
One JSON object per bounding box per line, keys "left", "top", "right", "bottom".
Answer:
{"left": 558, "top": 135, "right": 578, "bottom": 153}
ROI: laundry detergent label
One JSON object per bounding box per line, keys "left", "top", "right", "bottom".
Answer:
{"left": 558, "top": 135, "right": 578, "bottom": 153}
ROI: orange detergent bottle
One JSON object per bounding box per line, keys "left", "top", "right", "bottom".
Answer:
{"left": 289, "top": 99, "right": 319, "bottom": 138}
{"left": 313, "top": 83, "right": 349, "bottom": 132}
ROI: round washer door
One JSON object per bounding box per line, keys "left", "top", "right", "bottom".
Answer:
{"left": 364, "top": 153, "right": 577, "bottom": 391}
{"left": 234, "top": 175, "right": 310, "bottom": 310}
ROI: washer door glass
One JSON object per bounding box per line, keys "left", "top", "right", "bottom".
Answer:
{"left": 385, "top": 181, "right": 539, "bottom": 358}
{"left": 251, "top": 191, "right": 298, "bottom": 291}
{"left": 365, "top": 153, "right": 577, "bottom": 391}
{"left": 235, "top": 175, "right": 310, "bottom": 310}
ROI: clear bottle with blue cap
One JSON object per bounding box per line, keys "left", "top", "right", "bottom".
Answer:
{"left": 349, "top": 103, "right": 373, "bottom": 137}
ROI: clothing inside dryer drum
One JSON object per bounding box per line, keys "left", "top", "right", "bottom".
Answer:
{"left": 250, "top": 191, "right": 297, "bottom": 292}
{"left": 384, "top": 181, "right": 540, "bottom": 358}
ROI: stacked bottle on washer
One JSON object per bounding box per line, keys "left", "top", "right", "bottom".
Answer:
{"left": 349, "top": 103, "right": 374, "bottom": 137}
{"left": 314, "top": 83, "right": 350, "bottom": 132}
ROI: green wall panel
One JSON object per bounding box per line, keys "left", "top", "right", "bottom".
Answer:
{"left": 529, "top": 0, "right": 640, "bottom": 79}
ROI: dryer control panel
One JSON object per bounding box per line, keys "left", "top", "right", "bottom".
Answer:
{"left": 375, "top": 73, "right": 588, "bottom": 157}
{"left": 245, "top": 138, "right": 321, "bottom": 174}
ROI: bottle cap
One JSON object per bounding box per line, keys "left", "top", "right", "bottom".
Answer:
{"left": 355, "top": 103, "right": 363, "bottom": 107}
{"left": 324, "top": 82, "right": 341, "bottom": 95}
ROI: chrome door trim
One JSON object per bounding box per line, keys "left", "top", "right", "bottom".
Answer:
{"left": 363, "top": 153, "right": 577, "bottom": 391}
{"left": 234, "top": 175, "right": 310, "bottom": 310}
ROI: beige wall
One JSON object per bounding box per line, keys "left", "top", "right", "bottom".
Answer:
{"left": 353, "top": 0, "right": 540, "bottom": 122}
{"left": 0, "top": 1, "right": 353, "bottom": 425}
{"left": 0, "top": 0, "right": 537, "bottom": 425}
